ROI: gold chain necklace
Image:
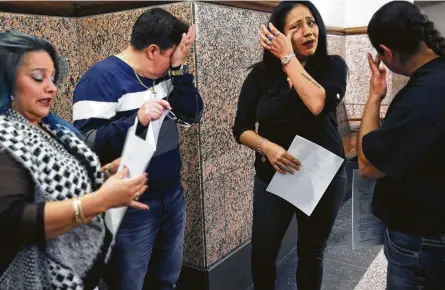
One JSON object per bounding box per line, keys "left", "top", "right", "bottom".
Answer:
{"left": 116, "top": 53, "right": 157, "bottom": 98}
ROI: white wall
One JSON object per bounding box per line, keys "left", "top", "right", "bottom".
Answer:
{"left": 309, "top": 0, "right": 414, "bottom": 28}
{"left": 311, "top": 0, "right": 346, "bottom": 27}
{"left": 416, "top": 1, "right": 445, "bottom": 35}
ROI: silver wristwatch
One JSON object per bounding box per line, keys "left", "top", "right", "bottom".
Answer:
{"left": 281, "top": 53, "right": 296, "bottom": 65}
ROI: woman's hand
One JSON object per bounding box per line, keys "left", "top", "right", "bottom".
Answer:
{"left": 367, "top": 53, "right": 388, "bottom": 102}
{"left": 101, "top": 158, "right": 121, "bottom": 178}
{"left": 262, "top": 141, "right": 301, "bottom": 174}
{"left": 260, "top": 23, "right": 297, "bottom": 60}
{"left": 96, "top": 166, "right": 148, "bottom": 210}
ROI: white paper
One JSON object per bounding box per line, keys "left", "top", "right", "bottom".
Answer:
{"left": 266, "top": 135, "right": 344, "bottom": 216}
{"left": 352, "top": 170, "right": 384, "bottom": 250}
{"left": 104, "top": 111, "right": 169, "bottom": 235}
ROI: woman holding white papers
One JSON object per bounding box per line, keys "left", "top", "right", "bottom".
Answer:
{"left": 0, "top": 32, "right": 154, "bottom": 289}
{"left": 233, "top": 1, "right": 348, "bottom": 289}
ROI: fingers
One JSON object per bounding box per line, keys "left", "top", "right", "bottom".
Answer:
{"left": 281, "top": 158, "right": 300, "bottom": 172}
{"left": 112, "top": 158, "right": 121, "bottom": 169}
{"left": 155, "top": 99, "right": 172, "bottom": 110}
{"left": 273, "top": 163, "right": 287, "bottom": 174}
{"left": 285, "top": 153, "right": 301, "bottom": 167}
{"left": 187, "top": 24, "right": 196, "bottom": 42}
{"left": 367, "top": 53, "right": 377, "bottom": 72}
{"left": 127, "top": 173, "right": 148, "bottom": 187}
{"left": 268, "top": 22, "right": 281, "bottom": 36}
{"left": 286, "top": 28, "right": 298, "bottom": 40}
{"left": 100, "top": 164, "right": 108, "bottom": 172}
{"left": 278, "top": 161, "right": 295, "bottom": 174}
{"left": 259, "top": 32, "right": 271, "bottom": 46}
{"left": 367, "top": 53, "right": 388, "bottom": 80}
{"left": 260, "top": 24, "right": 275, "bottom": 40}
{"left": 127, "top": 200, "right": 149, "bottom": 210}
{"left": 115, "top": 166, "right": 128, "bottom": 179}
{"left": 374, "top": 55, "right": 381, "bottom": 67}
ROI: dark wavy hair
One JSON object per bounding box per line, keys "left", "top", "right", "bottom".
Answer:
{"left": 0, "top": 31, "right": 82, "bottom": 137}
{"left": 368, "top": 1, "right": 445, "bottom": 63}
{"left": 251, "top": 1, "right": 340, "bottom": 94}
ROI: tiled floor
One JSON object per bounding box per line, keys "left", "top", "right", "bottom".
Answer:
{"left": 268, "top": 198, "right": 383, "bottom": 290}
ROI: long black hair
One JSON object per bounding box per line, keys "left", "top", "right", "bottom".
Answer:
{"left": 368, "top": 1, "right": 445, "bottom": 63}
{"left": 0, "top": 31, "right": 82, "bottom": 137}
{"left": 251, "top": 1, "right": 333, "bottom": 92}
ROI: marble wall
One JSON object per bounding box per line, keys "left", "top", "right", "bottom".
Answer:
{"left": 194, "top": 2, "right": 269, "bottom": 266}
{"left": 1, "top": 1, "right": 410, "bottom": 270}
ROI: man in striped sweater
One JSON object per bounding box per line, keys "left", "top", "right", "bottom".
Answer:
{"left": 72, "top": 8, "right": 203, "bottom": 290}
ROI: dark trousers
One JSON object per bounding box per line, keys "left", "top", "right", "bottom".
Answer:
{"left": 105, "top": 186, "right": 185, "bottom": 290}
{"left": 385, "top": 229, "right": 445, "bottom": 290}
{"left": 251, "top": 170, "right": 347, "bottom": 290}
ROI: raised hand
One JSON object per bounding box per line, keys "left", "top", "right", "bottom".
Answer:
{"left": 367, "top": 52, "right": 388, "bottom": 101}
{"left": 260, "top": 23, "right": 297, "bottom": 60}
{"left": 171, "top": 24, "right": 196, "bottom": 67}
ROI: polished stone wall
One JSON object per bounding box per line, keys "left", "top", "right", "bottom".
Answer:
{"left": 0, "top": 1, "right": 409, "bottom": 270}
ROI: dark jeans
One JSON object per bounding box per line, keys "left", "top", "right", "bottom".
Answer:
{"left": 105, "top": 186, "right": 186, "bottom": 290}
{"left": 384, "top": 229, "right": 445, "bottom": 290}
{"left": 251, "top": 170, "right": 347, "bottom": 290}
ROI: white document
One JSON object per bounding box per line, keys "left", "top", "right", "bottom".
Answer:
{"left": 266, "top": 135, "right": 344, "bottom": 216}
{"left": 352, "top": 170, "right": 384, "bottom": 250}
{"left": 104, "top": 111, "right": 169, "bottom": 236}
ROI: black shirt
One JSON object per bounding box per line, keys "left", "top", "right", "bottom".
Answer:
{"left": 0, "top": 151, "right": 44, "bottom": 275}
{"left": 233, "top": 56, "right": 348, "bottom": 184}
{"left": 363, "top": 57, "right": 445, "bottom": 236}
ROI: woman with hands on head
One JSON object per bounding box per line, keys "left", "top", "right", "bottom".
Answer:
{"left": 233, "top": 1, "right": 348, "bottom": 289}
{"left": 0, "top": 31, "right": 160, "bottom": 290}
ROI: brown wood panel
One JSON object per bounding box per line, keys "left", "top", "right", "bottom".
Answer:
{"left": 344, "top": 26, "right": 368, "bottom": 35}
{"left": 326, "top": 26, "right": 346, "bottom": 36}
{"left": 209, "top": 1, "right": 279, "bottom": 13}
{"left": 0, "top": 1, "right": 170, "bottom": 17}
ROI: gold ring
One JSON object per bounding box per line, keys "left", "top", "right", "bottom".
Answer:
{"left": 104, "top": 163, "right": 112, "bottom": 177}
{"left": 134, "top": 192, "right": 142, "bottom": 201}
{"left": 266, "top": 40, "right": 272, "bottom": 46}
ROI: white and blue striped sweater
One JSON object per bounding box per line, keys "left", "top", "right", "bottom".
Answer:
{"left": 73, "top": 56, "right": 203, "bottom": 195}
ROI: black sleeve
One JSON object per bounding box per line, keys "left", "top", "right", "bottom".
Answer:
{"left": 318, "top": 55, "right": 348, "bottom": 114}
{"left": 168, "top": 74, "right": 204, "bottom": 124}
{"left": 232, "top": 69, "right": 262, "bottom": 143}
{"left": 362, "top": 103, "right": 441, "bottom": 180}
{"left": 0, "top": 151, "right": 45, "bottom": 246}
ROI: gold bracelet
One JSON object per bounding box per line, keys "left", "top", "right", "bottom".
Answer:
{"left": 73, "top": 198, "right": 87, "bottom": 224}
{"left": 77, "top": 198, "right": 87, "bottom": 224}
{"left": 73, "top": 198, "right": 82, "bottom": 224}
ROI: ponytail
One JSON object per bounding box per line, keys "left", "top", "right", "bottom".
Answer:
{"left": 368, "top": 1, "right": 445, "bottom": 60}
{"left": 423, "top": 20, "right": 445, "bottom": 57}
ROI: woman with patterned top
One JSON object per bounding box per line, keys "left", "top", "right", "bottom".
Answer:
{"left": 0, "top": 32, "right": 166, "bottom": 290}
